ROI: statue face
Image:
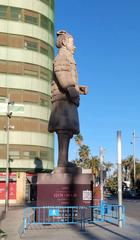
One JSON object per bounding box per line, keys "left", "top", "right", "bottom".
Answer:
{"left": 65, "top": 37, "right": 76, "bottom": 54}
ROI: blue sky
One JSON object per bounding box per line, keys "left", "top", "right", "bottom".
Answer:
{"left": 54, "top": 0, "right": 140, "bottom": 166}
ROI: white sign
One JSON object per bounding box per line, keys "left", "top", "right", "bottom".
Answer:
{"left": 83, "top": 190, "right": 92, "bottom": 201}
{"left": 0, "top": 103, "right": 24, "bottom": 114}
{"left": 10, "top": 104, "right": 24, "bottom": 114}
{"left": 0, "top": 103, "right": 7, "bottom": 113}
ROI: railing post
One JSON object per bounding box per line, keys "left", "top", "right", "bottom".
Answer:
{"left": 24, "top": 208, "right": 27, "bottom": 230}
{"left": 100, "top": 200, "right": 105, "bottom": 221}
{"left": 122, "top": 205, "right": 126, "bottom": 227}
{"left": 80, "top": 207, "right": 85, "bottom": 232}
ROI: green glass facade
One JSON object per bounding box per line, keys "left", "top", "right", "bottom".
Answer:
{"left": 0, "top": 0, "right": 55, "bottom": 172}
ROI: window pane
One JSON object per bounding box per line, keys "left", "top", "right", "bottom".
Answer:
{"left": 40, "top": 151, "right": 48, "bottom": 160}
{"left": 40, "top": 0, "right": 49, "bottom": 5}
{"left": 49, "top": 46, "right": 54, "bottom": 59}
{"left": 50, "top": 22, "right": 54, "bottom": 35}
{"left": 0, "top": 5, "right": 8, "bottom": 19}
{"left": 9, "top": 151, "right": 20, "bottom": 159}
{"left": 40, "top": 15, "right": 48, "bottom": 29}
{"left": 40, "top": 98, "right": 49, "bottom": 107}
{"left": 10, "top": 7, "right": 22, "bottom": 21}
{"left": 40, "top": 46, "right": 48, "bottom": 56}
{"left": 40, "top": 67, "right": 52, "bottom": 81}
{"left": 0, "top": 33, "right": 8, "bottom": 46}
{"left": 30, "top": 151, "right": 37, "bottom": 159}
{"left": 24, "top": 63, "right": 39, "bottom": 77}
{"left": 8, "top": 61, "right": 22, "bottom": 74}
{"left": 50, "top": 0, "right": 54, "bottom": 10}
{"left": 23, "top": 151, "right": 38, "bottom": 159}
{"left": 24, "top": 69, "right": 38, "bottom": 77}
{"left": 25, "top": 15, "right": 38, "bottom": 25}
{"left": 25, "top": 41, "right": 38, "bottom": 51}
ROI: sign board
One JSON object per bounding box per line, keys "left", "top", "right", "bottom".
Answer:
{"left": 49, "top": 209, "right": 59, "bottom": 217}
{"left": 82, "top": 190, "right": 92, "bottom": 201}
{"left": 0, "top": 103, "right": 7, "bottom": 113}
{"left": 0, "top": 172, "right": 17, "bottom": 180}
{"left": 0, "top": 182, "right": 16, "bottom": 200}
{"left": 0, "top": 103, "right": 24, "bottom": 114}
{"left": 10, "top": 104, "right": 24, "bottom": 114}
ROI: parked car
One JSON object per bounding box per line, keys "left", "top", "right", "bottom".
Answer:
{"left": 123, "top": 189, "right": 138, "bottom": 199}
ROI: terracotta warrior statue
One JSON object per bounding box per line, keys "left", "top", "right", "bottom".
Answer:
{"left": 48, "top": 30, "right": 88, "bottom": 167}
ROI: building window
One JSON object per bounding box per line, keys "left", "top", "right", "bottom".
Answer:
{"left": 24, "top": 69, "right": 38, "bottom": 77}
{"left": 9, "top": 151, "right": 20, "bottom": 160}
{"left": 24, "top": 41, "right": 38, "bottom": 51}
{"left": 8, "top": 61, "right": 23, "bottom": 75}
{"left": 40, "top": 15, "right": 48, "bottom": 29}
{"left": 23, "top": 151, "right": 38, "bottom": 159}
{"left": 39, "top": 0, "right": 54, "bottom": 9}
{"left": 10, "top": 7, "right": 22, "bottom": 21}
{"left": 40, "top": 46, "right": 48, "bottom": 56}
{"left": 50, "top": 21, "right": 54, "bottom": 34}
{"left": 0, "top": 60, "right": 7, "bottom": 73}
{"left": 0, "top": 60, "right": 23, "bottom": 74}
{"left": 40, "top": 98, "right": 49, "bottom": 107}
{"left": 49, "top": 46, "right": 54, "bottom": 59}
{"left": 40, "top": 151, "right": 48, "bottom": 160}
{"left": 40, "top": 67, "right": 52, "bottom": 81}
{"left": 24, "top": 63, "right": 39, "bottom": 77}
{"left": 24, "top": 14, "right": 38, "bottom": 25}
{"left": 0, "top": 33, "right": 8, "bottom": 46}
{"left": 0, "top": 5, "right": 8, "bottom": 19}
{"left": 40, "top": 0, "right": 49, "bottom": 5}
{"left": 50, "top": 0, "right": 54, "bottom": 9}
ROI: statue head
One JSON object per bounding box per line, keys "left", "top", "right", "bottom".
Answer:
{"left": 56, "top": 30, "right": 76, "bottom": 54}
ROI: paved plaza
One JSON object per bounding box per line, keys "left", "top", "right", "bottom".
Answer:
{"left": 0, "top": 206, "right": 140, "bottom": 240}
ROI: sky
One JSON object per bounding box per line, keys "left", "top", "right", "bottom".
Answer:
{"left": 54, "top": 0, "right": 140, "bottom": 166}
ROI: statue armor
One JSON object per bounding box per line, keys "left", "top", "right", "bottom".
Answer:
{"left": 48, "top": 48, "right": 80, "bottom": 135}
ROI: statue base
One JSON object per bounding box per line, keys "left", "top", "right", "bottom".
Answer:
{"left": 36, "top": 166, "right": 94, "bottom": 206}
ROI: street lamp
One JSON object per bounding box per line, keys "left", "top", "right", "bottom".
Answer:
{"left": 117, "top": 130, "right": 122, "bottom": 228}
{"left": 131, "top": 130, "right": 138, "bottom": 189}
{"left": 132, "top": 130, "right": 136, "bottom": 188}
{"left": 99, "top": 147, "right": 105, "bottom": 202}
{"left": 5, "top": 95, "right": 14, "bottom": 213}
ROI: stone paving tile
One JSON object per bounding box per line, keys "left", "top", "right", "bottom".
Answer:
{"left": 0, "top": 206, "right": 140, "bottom": 240}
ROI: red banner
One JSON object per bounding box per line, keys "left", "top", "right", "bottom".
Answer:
{"left": 0, "top": 182, "right": 16, "bottom": 200}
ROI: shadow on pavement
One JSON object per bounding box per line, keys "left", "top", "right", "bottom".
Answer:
{"left": 23, "top": 223, "right": 136, "bottom": 240}
{"left": 69, "top": 223, "right": 135, "bottom": 240}
{"left": 0, "top": 209, "right": 6, "bottom": 222}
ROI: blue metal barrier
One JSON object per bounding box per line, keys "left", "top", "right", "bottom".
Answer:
{"left": 103, "top": 204, "right": 125, "bottom": 226}
{"left": 21, "top": 204, "right": 125, "bottom": 235}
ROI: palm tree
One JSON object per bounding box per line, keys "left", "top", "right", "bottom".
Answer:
{"left": 122, "top": 155, "right": 134, "bottom": 186}
{"left": 79, "top": 144, "right": 90, "bottom": 162}
{"left": 74, "top": 133, "right": 83, "bottom": 146}
{"left": 104, "top": 162, "right": 113, "bottom": 179}
{"left": 90, "top": 156, "right": 100, "bottom": 178}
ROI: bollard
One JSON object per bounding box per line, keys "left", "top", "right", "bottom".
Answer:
{"left": 100, "top": 200, "right": 105, "bottom": 222}
{"left": 23, "top": 209, "right": 27, "bottom": 230}
{"left": 80, "top": 208, "right": 85, "bottom": 232}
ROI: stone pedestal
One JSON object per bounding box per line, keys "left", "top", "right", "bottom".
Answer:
{"left": 37, "top": 167, "right": 94, "bottom": 206}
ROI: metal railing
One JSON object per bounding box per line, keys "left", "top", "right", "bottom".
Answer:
{"left": 20, "top": 203, "right": 125, "bottom": 236}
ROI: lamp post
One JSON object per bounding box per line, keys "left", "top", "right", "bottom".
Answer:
{"left": 99, "top": 147, "right": 105, "bottom": 202}
{"left": 117, "top": 130, "right": 122, "bottom": 228}
{"left": 5, "top": 96, "right": 14, "bottom": 213}
{"left": 132, "top": 130, "right": 136, "bottom": 189}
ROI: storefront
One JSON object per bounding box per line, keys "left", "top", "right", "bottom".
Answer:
{"left": 0, "top": 172, "right": 17, "bottom": 204}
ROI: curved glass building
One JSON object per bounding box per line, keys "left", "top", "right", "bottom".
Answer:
{"left": 0, "top": 0, "right": 54, "bottom": 193}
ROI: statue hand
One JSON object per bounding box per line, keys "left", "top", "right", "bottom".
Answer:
{"left": 79, "top": 85, "right": 88, "bottom": 95}
{"left": 67, "top": 86, "right": 80, "bottom": 106}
